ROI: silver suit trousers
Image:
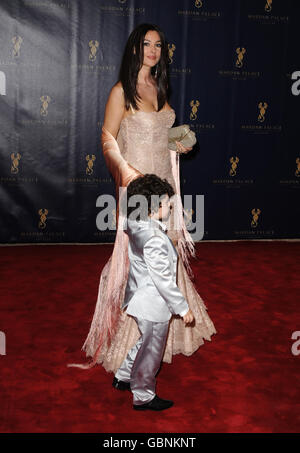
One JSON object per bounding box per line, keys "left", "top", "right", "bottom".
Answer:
{"left": 115, "top": 316, "right": 169, "bottom": 405}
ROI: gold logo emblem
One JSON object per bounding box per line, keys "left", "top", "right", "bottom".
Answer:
{"left": 89, "top": 40, "right": 99, "bottom": 62}
{"left": 251, "top": 208, "right": 261, "bottom": 228}
{"left": 86, "top": 154, "right": 96, "bottom": 175}
{"left": 190, "top": 100, "right": 200, "bottom": 120}
{"left": 12, "top": 36, "right": 23, "bottom": 58}
{"left": 168, "top": 44, "right": 176, "bottom": 64}
{"left": 265, "top": 0, "right": 272, "bottom": 12}
{"left": 11, "top": 153, "right": 21, "bottom": 174}
{"left": 235, "top": 47, "right": 246, "bottom": 68}
{"left": 258, "top": 102, "right": 268, "bottom": 122}
{"left": 38, "top": 209, "right": 48, "bottom": 229}
{"left": 195, "top": 0, "right": 203, "bottom": 8}
{"left": 295, "top": 158, "right": 300, "bottom": 177}
{"left": 111, "top": 209, "right": 116, "bottom": 229}
{"left": 229, "top": 157, "right": 239, "bottom": 176}
{"left": 40, "top": 95, "right": 51, "bottom": 116}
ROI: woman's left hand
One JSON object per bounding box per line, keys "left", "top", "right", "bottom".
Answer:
{"left": 175, "top": 141, "right": 193, "bottom": 154}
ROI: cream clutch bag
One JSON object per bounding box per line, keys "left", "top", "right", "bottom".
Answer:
{"left": 168, "top": 124, "right": 196, "bottom": 152}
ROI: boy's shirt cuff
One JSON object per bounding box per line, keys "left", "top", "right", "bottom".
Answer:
{"left": 179, "top": 307, "right": 189, "bottom": 317}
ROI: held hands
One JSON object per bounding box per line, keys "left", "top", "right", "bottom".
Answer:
{"left": 182, "top": 309, "right": 194, "bottom": 325}
{"left": 175, "top": 141, "right": 193, "bottom": 155}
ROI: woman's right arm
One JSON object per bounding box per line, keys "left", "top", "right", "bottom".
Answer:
{"left": 102, "top": 82, "right": 125, "bottom": 139}
{"left": 101, "top": 82, "right": 143, "bottom": 194}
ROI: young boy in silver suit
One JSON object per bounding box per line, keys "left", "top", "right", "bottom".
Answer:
{"left": 112, "top": 174, "right": 194, "bottom": 411}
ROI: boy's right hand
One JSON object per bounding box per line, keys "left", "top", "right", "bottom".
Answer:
{"left": 183, "top": 309, "right": 194, "bottom": 324}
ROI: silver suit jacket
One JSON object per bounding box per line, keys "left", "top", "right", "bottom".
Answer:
{"left": 122, "top": 217, "right": 189, "bottom": 322}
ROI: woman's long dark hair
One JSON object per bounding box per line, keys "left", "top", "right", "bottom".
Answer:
{"left": 118, "top": 23, "right": 169, "bottom": 112}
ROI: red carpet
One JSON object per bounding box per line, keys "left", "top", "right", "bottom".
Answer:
{"left": 0, "top": 241, "right": 299, "bottom": 433}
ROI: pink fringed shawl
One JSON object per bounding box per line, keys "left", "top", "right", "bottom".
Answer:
{"left": 67, "top": 127, "right": 196, "bottom": 370}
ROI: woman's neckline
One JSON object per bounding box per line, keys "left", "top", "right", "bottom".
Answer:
{"left": 120, "top": 108, "right": 175, "bottom": 126}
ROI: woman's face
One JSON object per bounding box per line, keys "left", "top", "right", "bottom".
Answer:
{"left": 141, "top": 30, "right": 162, "bottom": 67}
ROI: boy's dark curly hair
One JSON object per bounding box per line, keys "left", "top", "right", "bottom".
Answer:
{"left": 120, "top": 173, "right": 175, "bottom": 221}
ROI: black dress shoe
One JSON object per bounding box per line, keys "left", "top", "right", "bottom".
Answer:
{"left": 133, "top": 395, "right": 174, "bottom": 411}
{"left": 112, "top": 377, "right": 131, "bottom": 391}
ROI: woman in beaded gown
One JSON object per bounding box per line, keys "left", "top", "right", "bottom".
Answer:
{"left": 68, "top": 24, "right": 216, "bottom": 373}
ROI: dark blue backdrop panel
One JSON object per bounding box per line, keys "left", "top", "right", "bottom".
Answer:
{"left": 0, "top": 0, "right": 299, "bottom": 243}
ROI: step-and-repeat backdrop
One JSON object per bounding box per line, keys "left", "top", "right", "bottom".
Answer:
{"left": 0, "top": 0, "right": 299, "bottom": 243}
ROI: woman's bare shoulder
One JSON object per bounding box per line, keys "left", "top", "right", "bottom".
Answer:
{"left": 107, "top": 81, "right": 125, "bottom": 108}
{"left": 111, "top": 81, "right": 124, "bottom": 95}
{"left": 162, "top": 101, "right": 174, "bottom": 111}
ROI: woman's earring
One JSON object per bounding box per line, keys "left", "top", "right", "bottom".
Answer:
{"left": 155, "top": 65, "right": 158, "bottom": 78}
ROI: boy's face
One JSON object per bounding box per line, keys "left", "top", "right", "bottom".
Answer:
{"left": 150, "top": 194, "right": 172, "bottom": 222}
